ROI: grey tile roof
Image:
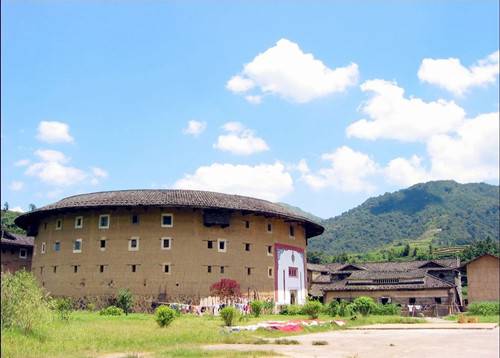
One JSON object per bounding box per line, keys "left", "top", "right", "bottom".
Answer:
{"left": 312, "top": 274, "right": 331, "bottom": 283}
{"left": 325, "top": 259, "right": 460, "bottom": 273}
{"left": 1, "top": 230, "right": 34, "bottom": 247}
{"left": 15, "top": 190, "right": 324, "bottom": 238}
{"left": 307, "top": 263, "right": 329, "bottom": 272}
{"left": 348, "top": 269, "right": 428, "bottom": 280}
{"left": 320, "top": 273, "right": 453, "bottom": 292}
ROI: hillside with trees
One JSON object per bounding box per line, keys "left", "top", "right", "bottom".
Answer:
{"left": 1, "top": 210, "right": 26, "bottom": 234}
{"left": 307, "top": 180, "right": 499, "bottom": 257}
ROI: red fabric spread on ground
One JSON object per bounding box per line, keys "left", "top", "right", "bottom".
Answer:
{"left": 275, "top": 324, "right": 303, "bottom": 332}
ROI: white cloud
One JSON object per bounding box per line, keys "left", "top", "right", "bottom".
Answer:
{"left": 296, "top": 146, "right": 379, "bottom": 193}
{"left": 346, "top": 79, "right": 465, "bottom": 142}
{"left": 10, "top": 206, "right": 25, "bottom": 213}
{"left": 25, "top": 161, "right": 89, "bottom": 186}
{"left": 383, "top": 112, "right": 499, "bottom": 186}
{"left": 182, "top": 120, "right": 207, "bottom": 137}
{"left": 36, "top": 121, "right": 74, "bottom": 143}
{"left": 173, "top": 162, "right": 293, "bottom": 202}
{"left": 9, "top": 181, "right": 24, "bottom": 191}
{"left": 226, "top": 38, "right": 359, "bottom": 104}
{"left": 35, "top": 149, "right": 69, "bottom": 163}
{"left": 418, "top": 50, "right": 500, "bottom": 96}
{"left": 213, "top": 122, "right": 269, "bottom": 155}
{"left": 14, "top": 159, "right": 30, "bottom": 166}
{"left": 384, "top": 155, "right": 430, "bottom": 186}
{"left": 24, "top": 149, "right": 108, "bottom": 187}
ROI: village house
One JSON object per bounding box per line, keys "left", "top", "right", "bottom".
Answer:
{"left": 1, "top": 229, "right": 34, "bottom": 273}
{"left": 14, "top": 190, "right": 324, "bottom": 309}
{"left": 308, "top": 258, "right": 463, "bottom": 316}
{"left": 463, "top": 253, "right": 499, "bottom": 303}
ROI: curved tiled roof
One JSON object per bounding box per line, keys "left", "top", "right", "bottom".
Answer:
{"left": 15, "top": 190, "right": 324, "bottom": 238}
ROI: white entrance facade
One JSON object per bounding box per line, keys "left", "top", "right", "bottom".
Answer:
{"left": 274, "top": 244, "right": 306, "bottom": 305}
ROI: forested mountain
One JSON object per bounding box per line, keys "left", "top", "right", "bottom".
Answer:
{"left": 307, "top": 181, "right": 499, "bottom": 256}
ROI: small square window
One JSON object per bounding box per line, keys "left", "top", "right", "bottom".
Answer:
{"left": 54, "top": 242, "right": 60, "bottom": 251}
{"left": 75, "top": 216, "right": 83, "bottom": 229}
{"left": 100, "top": 239, "right": 106, "bottom": 251}
{"left": 131, "top": 214, "right": 139, "bottom": 225}
{"left": 267, "top": 223, "right": 272, "bottom": 233}
{"left": 288, "top": 267, "right": 298, "bottom": 277}
{"left": 409, "top": 298, "right": 416, "bottom": 305}
{"left": 161, "top": 238, "right": 171, "bottom": 250}
{"left": 434, "top": 297, "right": 442, "bottom": 304}
{"left": 41, "top": 242, "right": 46, "bottom": 254}
{"left": 247, "top": 267, "right": 252, "bottom": 275}
{"left": 207, "top": 265, "right": 212, "bottom": 273}
{"left": 19, "top": 248, "right": 27, "bottom": 259}
{"left": 267, "top": 245, "right": 273, "bottom": 256}
{"left": 73, "top": 239, "right": 82, "bottom": 253}
{"left": 220, "top": 266, "right": 225, "bottom": 274}
{"left": 99, "top": 215, "right": 110, "bottom": 229}
{"left": 245, "top": 221, "right": 250, "bottom": 228}
{"left": 207, "top": 241, "right": 213, "bottom": 249}
{"left": 268, "top": 267, "right": 273, "bottom": 278}
{"left": 164, "top": 264, "right": 170, "bottom": 274}
{"left": 161, "top": 214, "right": 173, "bottom": 227}
{"left": 100, "top": 265, "right": 104, "bottom": 273}
{"left": 129, "top": 237, "right": 139, "bottom": 251}
{"left": 73, "top": 265, "right": 78, "bottom": 273}
{"left": 131, "top": 264, "right": 137, "bottom": 273}
{"left": 218, "top": 239, "right": 226, "bottom": 252}
{"left": 56, "top": 219, "right": 62, "bottom": 230}
{"left": 245, "top": 243, "right": 250, "bottom": 251}
{"left": 289, "top": 226, "right": 295, "bottom": 237}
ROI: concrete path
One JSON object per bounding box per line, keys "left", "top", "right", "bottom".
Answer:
{"left": 204, "top": 323, "right": 499, "bottom": 358}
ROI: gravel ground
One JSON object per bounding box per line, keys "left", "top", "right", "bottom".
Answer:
{"left": 204, "top": 325, "right": 499, "bottom": 358}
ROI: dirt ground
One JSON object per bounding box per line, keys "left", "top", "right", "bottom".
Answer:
{"left": 204, "top": 326, "right": 500, "bottom": 358}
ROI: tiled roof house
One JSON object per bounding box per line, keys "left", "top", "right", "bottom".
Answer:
{"left": 1, "top": 229, "right": 34, "bottom": 273}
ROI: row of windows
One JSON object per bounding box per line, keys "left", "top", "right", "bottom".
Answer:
{"left": 40, "top": 264, "right": 276, "bottom": 277}
{"left": 1, "top": 248, "right": 28, "bottom": 258}
{"left": 48, "top": 214, "right": 296, "bottom": 236}
{"left": 39, "top": 238, "right": 274, "bottom": 255}
{"left": 49, "top": 214, "right": 174, "bottom": 230}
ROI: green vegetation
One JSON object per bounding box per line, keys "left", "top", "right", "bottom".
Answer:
{"left": 308, "top": 181, "right": 499, "bottom": 257}
{"left": 220, "top": 307, "right": 239, "bottom": 326}
{"left": 1, "top": 210, "right": 26, "bottom": 234}
{"left": 466, "top": 301, "right": 499, "bottom": 316}
{"left": 99, "top": 305, "right": 124, "bottom": 316}
{"left": 1, "top": 270, "right": 52, "bottom": 336}
{"left": 249, "top": 300, "right": 263, "bottom": 317}
{"left": 1, "top": 307, "right": 425, "bottom": 358}
{"left": 116, "top": 287, "right": 134, "bottom": 315}
{"left": 53, "top": 297, "right": 73, "bottom": 322}
{"left": 351, "top": 297, "right": 377, "bottom": 317}
{"left": 301, "top": 300, "right": 323, "bottom": 319}
{"left": 155, "top": 305, "right": 176, "bottom": 327}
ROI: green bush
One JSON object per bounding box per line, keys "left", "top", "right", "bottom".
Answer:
{"left": 301, "top": 301, "right": 323, "bottom": 319}
{"left": 54, "top": 297, "right": 73, "bottom": 321}
{"left": 99, "top": 305, "right": 124, "bottom": 316}
{"left": 262, "top": 299, "right": 275, "bottom": 314}
{"left": 86, "top": 302, "right": 96, "bottom": 312}
{"left": 155, "top": 305, "right": 176, "bottom": 327}
{"left": 220, "top": 307, "right": 239, "bottom": 326}
{"left": 1, "top": 270, "right": 52, "bottom": 336}
{"left": 115, "top": 287, "right": 134, "bottom": 315}
{"left": 279, "top": 304, "right": 301, "bottom": 315}
{"left": 337, "top": 300, "right": 354, "bottom": 317}
{"left": 467, "top": 301, "right": 499, "bottom": 316}
{"left": 323, "top": 300, "right": 339, "bottom": 316}
{"left": 372, "top": 303, "right": 401, "bottom": 316}
{"left": 250, "top": 300, "right": 263, "bottom": 317}
{"left": 351, "top": 297, "right": 377, "bottom": 316}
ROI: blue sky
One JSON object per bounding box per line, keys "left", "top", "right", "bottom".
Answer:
{"left": 2, "top": 1, "right": 499, "bottom": 219}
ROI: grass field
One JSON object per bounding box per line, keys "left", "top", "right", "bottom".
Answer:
{"left": 1, "top": 312, "right": 423, "bottom": 358}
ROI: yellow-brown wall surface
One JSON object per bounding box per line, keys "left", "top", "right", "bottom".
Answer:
{"left": 32, "top": 207, "right": 306, "bottom": 303}
{"left": 467, "top": 255, "right": 500, "bottom": 303}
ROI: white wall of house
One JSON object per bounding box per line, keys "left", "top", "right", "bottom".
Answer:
{"left": 275, "top": 245, "right": 306, "bottom": 305}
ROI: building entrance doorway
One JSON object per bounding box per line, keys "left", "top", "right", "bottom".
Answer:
{"left": 290, "top": 290, "right": 297, "bottom": 305}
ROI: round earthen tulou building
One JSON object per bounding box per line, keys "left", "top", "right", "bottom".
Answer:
{"left": 15, "top": 190, "right": 324, "bottom": 308}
